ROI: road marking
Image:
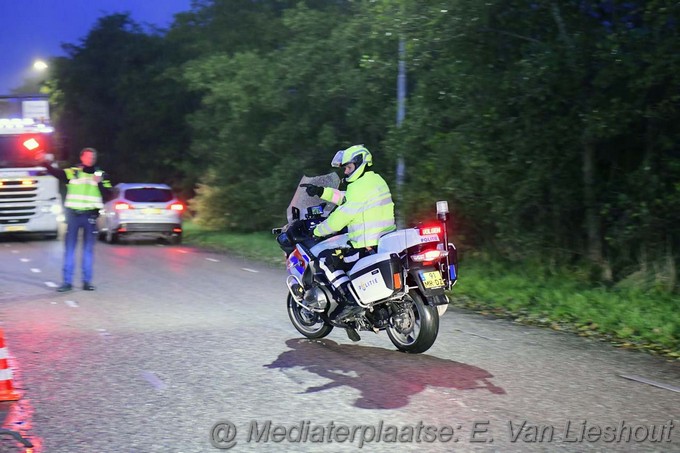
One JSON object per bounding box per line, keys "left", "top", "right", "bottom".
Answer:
{"left": 206, "top": 258, "right": 220, "bottom": 262}
{"left": 11, "top": 250, "right": 18, "bottom": 254}
{"left": 96, "top": 328, "right": 111, "bottom": 338}
{"left": 619, "top": 374, "right": 680, "bottom": 393}
{"left": 241, "top": 268, "right": 258, "bottom": 273}
{"left": 20, "top": 258, "right": 30, "bottom": 262}
{"left": 45, "top": 281, "right": 58, "bottom": 288}
{"left": 141, "top": 371, "right": 167, "bottom": 391}
{"left": 454, "top": 329, "right": 502, "bottom": 341}
{"left": 64, "top": 300, "right": 79, "bottom": 308}
{"left": 30, "top": 268, "right": 41, "bottom": 273}
{"left": 50, "top": 302, "right": 57, "bottom": 305}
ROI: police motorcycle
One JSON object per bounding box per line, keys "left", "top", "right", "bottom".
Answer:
{"left": 272, "top": 173, "right": 458, "bottom": 354}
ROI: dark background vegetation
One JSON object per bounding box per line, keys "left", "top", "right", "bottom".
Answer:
{"left": 18, "top": 0, "right": 679, "bottom": 295}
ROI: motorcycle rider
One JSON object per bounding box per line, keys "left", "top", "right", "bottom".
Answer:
{"left": 301, "top": 145, "right": 396, "bottom": 336}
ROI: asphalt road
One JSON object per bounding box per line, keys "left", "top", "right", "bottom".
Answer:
{"left": 0, "top": 235, "right": 678, "bottom": 453}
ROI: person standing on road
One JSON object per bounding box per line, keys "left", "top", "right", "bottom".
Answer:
{"left": 43, "top": 147, "right": 112, "bottom": 292}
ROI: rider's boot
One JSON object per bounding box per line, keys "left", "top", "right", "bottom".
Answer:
{"left": 345, "top": 326, "right": 361, "bottom": 342}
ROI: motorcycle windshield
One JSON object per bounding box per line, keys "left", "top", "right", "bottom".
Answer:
{"left": 287, "top": 172, "right": 341, "bottom": 224}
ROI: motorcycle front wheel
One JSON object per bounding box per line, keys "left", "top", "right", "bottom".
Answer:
{"left": 286, "top": 294, "right": 333, "bottom": 339}
{"left": 386, "top": 291, "right": 439, "bottom": 353}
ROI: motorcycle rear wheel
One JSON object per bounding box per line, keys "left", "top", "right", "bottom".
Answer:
{"left": 386, "top": 291, "right": 439, "bottom": 353}
{"left": 286, "top": 294, "right": 333, "bottom": 339}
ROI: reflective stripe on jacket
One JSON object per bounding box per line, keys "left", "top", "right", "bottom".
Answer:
{"left": 63, "top": 167, "right": 110, "bottom": 210}
{"left": 313, "top": 171, "right": 395, "bottom": 248}
{"left": 321, "top": 187, "right": 345, "bottom": 205}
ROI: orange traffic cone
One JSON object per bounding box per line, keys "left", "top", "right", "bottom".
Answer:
{"left": 0, "top": 329, "right": 21, "bottom": 401}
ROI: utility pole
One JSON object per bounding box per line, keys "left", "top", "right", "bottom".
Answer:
{"left": 395, "top": 37, "right": 406, "bottom": 228}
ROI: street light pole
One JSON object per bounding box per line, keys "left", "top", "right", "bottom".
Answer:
{"left": 395, "top": 38, "right": 406, "bottom": 228}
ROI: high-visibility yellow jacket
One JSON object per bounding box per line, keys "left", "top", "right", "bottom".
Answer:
{"left": 313, "top": 171, "right": 395, "bottom": 248}
{"left": 63, "top": 167, "right": 111, "bottom": 210}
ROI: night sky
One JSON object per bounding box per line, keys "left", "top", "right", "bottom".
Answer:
{"left": 0, "top": 0, "right": 194, "bottom": 93}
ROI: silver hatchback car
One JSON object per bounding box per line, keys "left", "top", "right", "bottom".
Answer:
{"left": 98, "top": 183, "right": 184, "bottom": 244}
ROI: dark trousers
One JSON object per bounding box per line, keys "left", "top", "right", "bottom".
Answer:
{"left": 63, "top": 209, "right": 98, "bottom": 285}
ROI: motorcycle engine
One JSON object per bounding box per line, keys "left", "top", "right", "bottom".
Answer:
{"left": 303, "top": 286, "right": 330, "bottom": 310}
{"left": 366, "top": 306, "right": 391, "bottom": 328}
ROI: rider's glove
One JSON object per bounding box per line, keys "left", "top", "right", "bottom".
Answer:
{"left": 300, "top": 184, "right": 324, "bottom": 198}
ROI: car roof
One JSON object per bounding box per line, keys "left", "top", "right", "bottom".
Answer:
{"left": 114, "top": 183, "right": 172, "bottom": 190}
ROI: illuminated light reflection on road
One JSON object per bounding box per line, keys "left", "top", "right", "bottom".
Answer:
{"left": 0, "top": 359, "right": 43, "bottom": 452}
{"left": 141, "top": 371, "right": 167, "bottom": 391}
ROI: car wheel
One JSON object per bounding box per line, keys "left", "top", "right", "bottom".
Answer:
{"left": 171, "top": 233, "right": 182, "bottom": 245}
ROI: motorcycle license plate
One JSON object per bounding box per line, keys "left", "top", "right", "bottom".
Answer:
{"left": 419, "top": 270, "right": 444, "bottom": 289}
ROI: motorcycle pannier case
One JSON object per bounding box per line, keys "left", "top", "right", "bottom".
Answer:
{"left": 348, "top": 253, "right": 401, "bottom": 304}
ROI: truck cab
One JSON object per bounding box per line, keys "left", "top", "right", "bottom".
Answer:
{"left": 0, "top": 95, "right": 63, "bottom": 239}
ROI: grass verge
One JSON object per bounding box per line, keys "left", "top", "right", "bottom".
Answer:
{"left": 451, "top": 258, "right": 679, "bottom": 359}
{"left": 183, "top": 221, "right": 679, "bottom": 359}
{"left": 183, "top": 221, "right": 285, "bottom": 267}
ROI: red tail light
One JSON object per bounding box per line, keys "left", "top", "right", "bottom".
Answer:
{"left": 419, "top": 225, "right": 442, "bottom": 236}
{"left": 168, "top": 203, "right": 184, "bottom": 212}
{"left": 410, "top": 249, "right": 448, "bottom": 264}
{"left": 115, "top": 202, "right": 131, "bottom": 210}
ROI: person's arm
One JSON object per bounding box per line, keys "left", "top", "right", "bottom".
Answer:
{"left": 321, "top": 187, "right": 346, "bottom": 205}
{"left": 313, "top": 199, "right": 358, "bottom": 238}
{"left": 94, "top": 169, "right": 113, "bottom": 200}
{"left": 300, "top": 184, "right": 346, "bottom": 205}
{"left": 39, "top": 153, "right": 68, "bottom": 184}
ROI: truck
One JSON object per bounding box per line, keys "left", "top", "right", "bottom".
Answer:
{"left": 0, "top": 95, "right": 62, "bottom": 239}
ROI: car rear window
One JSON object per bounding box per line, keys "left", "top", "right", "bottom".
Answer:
{"left": 124, "top": 188, "right": 173, "bottom": 203}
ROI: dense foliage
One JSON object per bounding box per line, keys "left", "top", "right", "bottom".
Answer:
{"left": 44, "top": 0, "right": 679, "bottom": 291}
